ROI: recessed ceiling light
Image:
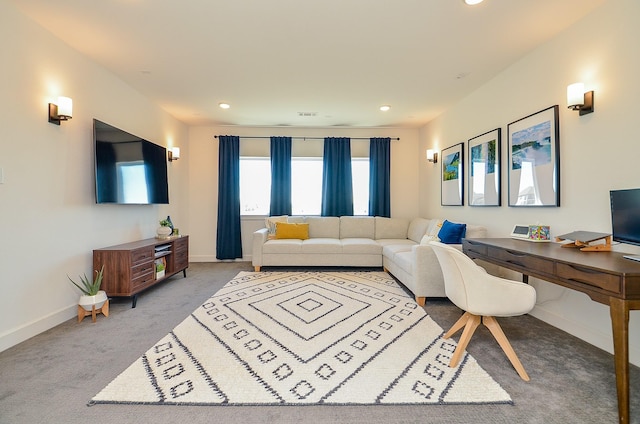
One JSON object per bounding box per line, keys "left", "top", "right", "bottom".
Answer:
{"left": 380, "top": 105, "right": 391, "bottom": 112}
{"left": 464, "top": 0, "right": 484, "bottom": 5}
{"left": 219, "top": 102, "right": 230, "bottom": 109}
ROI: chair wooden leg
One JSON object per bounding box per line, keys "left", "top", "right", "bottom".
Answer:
{"left": 444, "top": 312, "right": 472, "bottom": 339}
{"left": 254, "top": 266, "right": 261, "bottom": 272}
{"left": 415, "top": 296, "right": 426, "bottom": 306}
{"left": 449, "top": 313, "right": 481, "bottom": 368}
{"left": 482, "top": 316, "right": 530, "bottom": 381}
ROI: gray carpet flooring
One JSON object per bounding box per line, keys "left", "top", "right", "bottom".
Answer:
{"left": 1, "top": 262, "right": 638, "bottom": 424}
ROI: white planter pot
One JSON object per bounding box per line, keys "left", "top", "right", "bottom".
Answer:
{"left": 157, "top": 226, "right": 172, "bottom": 238}
{"left": 79, "top": 290, "right": 108, "bottom": 311}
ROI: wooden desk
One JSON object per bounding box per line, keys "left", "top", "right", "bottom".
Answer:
{"left": 463, "top": 238, "right": 640, "bottom": 424}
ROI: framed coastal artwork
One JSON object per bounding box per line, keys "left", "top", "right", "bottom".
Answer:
{"left": 468, "top": 128, "right": 501, "bottom": 206}
{"left": 441, "top": 142, "right": 464, "bottom": 206}
{"left": 507, "top": 105, "right": 560, "bottom": 207}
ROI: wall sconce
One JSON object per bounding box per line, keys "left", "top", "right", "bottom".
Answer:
{"left": 426, "top": 149, "right": 438, "bottom": 164}
{"left": 168, "top": 147, "right": 180, "bottom": 162}
{"left": 48, "top": 96, "right": 73, "bottom": 125}
{"left": 567, "top": 82, "right": 594, "bottom": 116}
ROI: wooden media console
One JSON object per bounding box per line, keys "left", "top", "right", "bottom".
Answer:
{"left": 93, "top": 235, "right": 189, "bottom": 307}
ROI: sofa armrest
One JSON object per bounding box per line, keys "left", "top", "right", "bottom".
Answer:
{"left": 252, "top": 228, "right": 269, "bottom": 268}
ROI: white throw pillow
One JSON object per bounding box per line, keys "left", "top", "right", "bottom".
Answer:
{"left": 420, "top": 234, "right": 440, "bottom": 245}
{"left": 265, "top": 215, "right": 288, "bottom": 239}
{"left": 425, "top": 218, "right": 444, "bottom": 237}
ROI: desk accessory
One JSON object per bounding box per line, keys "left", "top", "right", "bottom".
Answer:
{"left": 555, "top": 231, "right": 612, "bottom": 251}
{"left": 510, "top": 224, "right": 551, "bottom": 242}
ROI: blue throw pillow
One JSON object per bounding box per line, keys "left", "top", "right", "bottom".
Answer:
{"left": 437, "top": 220, "right": 467, "bottom": 244}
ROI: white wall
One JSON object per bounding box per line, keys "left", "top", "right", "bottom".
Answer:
{"left": 187, "top": 126, "right": 420, "bottom": 262}
{"left": 0, "top": 2, "right": 189, "bottom": 351}
{"left": 419, "top": 0, "right": 640, "bottom": 365}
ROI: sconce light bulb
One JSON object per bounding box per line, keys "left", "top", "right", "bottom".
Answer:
{"left": 567, "top": 82, "right": 585, "bottom": 109}
{"left": 57, "top": 96, "right": 73, "bottom": 118}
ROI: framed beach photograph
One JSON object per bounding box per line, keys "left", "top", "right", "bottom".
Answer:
{"left": 468, "top": 128, "right": 501, "bottom": 206}
{"left": 507, "top": 105, "right": 560, "bottom": 207}
{"left": 441, "top": 143, "right": 464, "bottom": 206}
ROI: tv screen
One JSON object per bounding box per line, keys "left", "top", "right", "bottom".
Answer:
{"left": 610, "top": 188, "right": 640, "bottom": 246}
{"left": 94, "top": 119, "right": 169, "bottom": 204}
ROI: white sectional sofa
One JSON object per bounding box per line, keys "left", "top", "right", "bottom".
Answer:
{"left": 252, "top": 216, "right": 487, "bottom": 306}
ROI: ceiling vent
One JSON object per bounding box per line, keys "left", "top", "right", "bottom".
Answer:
{"left": 297, "top": 112, "right": 318, "bottom": 117}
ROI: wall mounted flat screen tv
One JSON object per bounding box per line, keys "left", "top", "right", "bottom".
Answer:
{"left": 610, "top": 188, "right": 640, "bottom": 246}
{"left": 94, "top": 119, "right": 169, "bottom": 204}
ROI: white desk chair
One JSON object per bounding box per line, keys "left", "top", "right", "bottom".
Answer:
{"left": 429, "top": 241, "right": 536, "bottom": 381}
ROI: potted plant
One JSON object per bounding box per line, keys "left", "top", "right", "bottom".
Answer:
{"left": 68, "top": 265, "right": 108, "bottom": 312}
{"left": 157, "top": 219, "right": 172, "bottom": 238}
{"left": 155, "top": 260, "right": 166, "bottom": 279}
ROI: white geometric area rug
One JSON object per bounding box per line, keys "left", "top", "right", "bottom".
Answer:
{"left": 91, "top": 271, "right": 512, "bottom": 406}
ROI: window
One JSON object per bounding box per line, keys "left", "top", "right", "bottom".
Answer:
{"left": 239, "top": 157, "right": 271, "bottom": 215}
{"left": 239, "top": 156, "right": 370, "bottom": 216}
{"left": 291, "top": 158, "right": 323, "bottom": 215}
{"left": 351, "top": 158, "right": 369, "bottom": 215}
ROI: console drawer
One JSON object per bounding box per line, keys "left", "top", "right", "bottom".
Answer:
{"left": 131, "top": 262, "right": 154, "bottom": 281}
{"left": 131, "top": 270, "right": 154, "bottom": 289}
{"left": 489, "top": 246, "right": 555, "bottom": 274}
{"left": 175, "top": 250, "right": 189, "bottom": 269}
{"left": 556, "top": 263, "right": 621, "bottom": 293}
{"left": 131, "top": 248, "right": 154, "bottom": 265}
{"left": 462, "top": 240, "right": 487, "bottom": 257}
{"left": 173, "top": 237, "right": 189, "bottom": 252}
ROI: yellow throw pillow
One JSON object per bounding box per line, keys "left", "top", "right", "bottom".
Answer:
{"left": 275, "top": 222, "right": 309, "bottom": 240}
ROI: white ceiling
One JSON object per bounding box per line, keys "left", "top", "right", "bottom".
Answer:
{"left": 12, "top": 0, "right": 606, "bottom": 128}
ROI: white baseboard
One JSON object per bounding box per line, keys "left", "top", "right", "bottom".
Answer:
{"left": 530, "top": 306, "right": 640, "bottom": 367}
{"left": 0, "top": 304, "right": 76, "bottom": 353}
{"left": 189, "top": 255, "right": 252, "bottom": 263}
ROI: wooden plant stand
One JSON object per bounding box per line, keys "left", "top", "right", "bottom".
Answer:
{"left": 77, "top": 299, "right": 109, "bottom": 323}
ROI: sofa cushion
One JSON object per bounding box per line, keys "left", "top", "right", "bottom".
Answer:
{"left": 341, "top": 238, "right": 382, "bottom": 254}
{"left": 275, "top": 222, "right": 310, "bottom": 239}
{"left": 375, "top": 217, "right": 409, "bottom": 239}
{"left": 301, "top": 238, "right": 342, "bottom": 254}
{"left": 382, "top": 243, "right": 413, "bottom": 260}
{"left": 437, "top": 219, "right": 467, "bottom": 244}
{"left": 377, "top": 239, "right": 416, "bottom": 247}
{"left": 407, "top": 218, "right": 431, "bottom": 243}
{"left": 306, "top": 216, "right": 340, "bottom": 238}
{"left": 340, "top": 216, "right": 375, "bottom": 239}
{"left": 263, "top": 239, "right": 303, "bottom": 254}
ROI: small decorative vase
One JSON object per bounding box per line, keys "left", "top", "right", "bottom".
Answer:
{"left": 79, "top": 290, "right": 108, "bottom": 312}
{"left": 166, "top": 215, "right": 174, "bottom": 235}
{"left": 157, "top": 226, "right": 172, "bottom": 238}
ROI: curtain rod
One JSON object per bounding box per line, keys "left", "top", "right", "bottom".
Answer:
{"left": 214, "top": 135, "right": 400, "bottom": 141}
